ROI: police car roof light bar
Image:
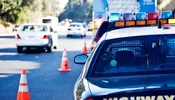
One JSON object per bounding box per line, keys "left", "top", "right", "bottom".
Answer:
{"left": 113, "top": 18, "right": 175, "bottom": 28}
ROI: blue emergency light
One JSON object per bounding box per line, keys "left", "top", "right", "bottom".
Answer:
{"left": 161, "top": 11, "right": 172, "bottom": 19}
{"left": 136, "top": 12, "right": 147, "bottom": 20}
{"left": 109, "top": 13, "right": 121, "bottom": 22}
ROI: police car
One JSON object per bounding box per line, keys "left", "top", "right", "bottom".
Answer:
{"left": 73, "top": 18, "right": 175, "bottom": 100}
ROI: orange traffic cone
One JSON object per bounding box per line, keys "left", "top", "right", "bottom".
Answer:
{"left": 17, "top": 69, "right": 30, "bottom": 100}
{"left": 81, "top": 38, "right": 88, "bottom": 54}
{"left": 58, "top": 48, "right": 71, "bottom": 72}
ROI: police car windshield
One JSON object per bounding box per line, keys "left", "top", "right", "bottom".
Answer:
{"left": 92, "top": 34, "right": 175, "bottom": 77}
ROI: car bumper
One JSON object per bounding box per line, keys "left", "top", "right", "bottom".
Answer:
{"left": 67, "top": 32, "right": 85, "bottom": 36}
{"left": 16, "top": 39, "right": 49, "bottom": 47}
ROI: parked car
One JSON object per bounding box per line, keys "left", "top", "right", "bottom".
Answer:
{"left": 67, "top": 22, "right": 86, "bottom": 38}
{"left": 16, "top": 23, "right": 58, "bottom": 53}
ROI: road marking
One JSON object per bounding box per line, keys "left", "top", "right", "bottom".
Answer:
{"left": 0, "top": 75, "right": 9, "bottom": 78}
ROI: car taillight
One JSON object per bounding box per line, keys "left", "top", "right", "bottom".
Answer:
{"left": 43, "top": 35, "right": 49, "bottom": 39}
{"left": 16, "top": 34, "right": 21, "bottom": 39}
{"left": 86, "top": 98, "right": 94, "bottom": 100}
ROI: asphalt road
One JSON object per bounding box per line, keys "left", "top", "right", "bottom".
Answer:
{"left": 0, "top": 32, "right": 93, "bottom": 100}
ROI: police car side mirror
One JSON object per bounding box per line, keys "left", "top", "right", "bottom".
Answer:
{"left": 74, "top": 54, "right": 88, "bottom": 64}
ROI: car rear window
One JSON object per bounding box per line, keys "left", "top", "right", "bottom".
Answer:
{"left": 21, "top": 25, "right": 48, "bottom": 32}
{"left": 91, "top": 35, "right": 175, "bottom": 77}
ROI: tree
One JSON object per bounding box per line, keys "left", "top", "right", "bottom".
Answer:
{"left": 0, "top": 0, "right": 23, "bottom": 22}
{"left": 59, "top": 0, "right": 92, "bottom": 22}
{"left": 0, "top": 0, "right": 61, "bottom": 24}
{"left": 42, "top": 0, "right": 59, "bottom": 16}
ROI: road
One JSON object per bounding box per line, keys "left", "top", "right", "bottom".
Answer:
{"left": 0, "top": 32, "right": 93, "bottom": 100}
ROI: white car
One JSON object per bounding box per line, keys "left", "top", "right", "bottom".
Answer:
{"left": 67, "top": 22, "right": 86, "bottom": 37}
{"left": 16, "top": 23, "right": 58, "bottom": 53}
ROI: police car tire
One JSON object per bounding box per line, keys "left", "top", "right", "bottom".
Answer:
{"left": 17, "top": 46, "right": 23, "bottom": 53}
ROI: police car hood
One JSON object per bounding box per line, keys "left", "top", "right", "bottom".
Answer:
{"left": 88, "top": 74, "right": 175, "bottom": 96}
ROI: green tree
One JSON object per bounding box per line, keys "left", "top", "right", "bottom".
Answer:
{"left": 59, "top": 0, "right": 92, "bottom": 22}
{"left": 0, "top": 0, "right": 61, "bottom": 24}
{"left": 0, "top": 0, "right": 23, "bottom": 22}
{"left": 42, "top": 0, "right": 59, "bottom": 16}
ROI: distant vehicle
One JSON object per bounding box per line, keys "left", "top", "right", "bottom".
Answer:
{"left": 73, "top": 18, "right": 175, "bottom": 100}
{"left": 67, "top": 22, "right": 86, "bottom": 38}
{"left": 16, "top": 23, "right": 58, "bottom": 53}
{"left": 12, "top": 25, "right": 20, "bottom": 32}
{"left": 122, "top": 13, "right": 135, "bottom": 21}
{"left": 42, "top": 16, "right": 59, "bottom": 25}
{"left": 57, "top": 21, "right": 71, "bottom": 34}
{"left": 87, "top": 22, "right": 93, "bottom": 31}
{"left": 42, "top": 16, "right": 59, "bottom": 32}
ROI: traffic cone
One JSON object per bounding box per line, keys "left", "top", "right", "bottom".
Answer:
{"left": 17, "top": 69, "right": 30, "bottom": 100}
{"left": 81, "top": 38, "right": 88, "bottom": 54}
{"left": 58, "top": 48, "right": 71, "bottom": 72}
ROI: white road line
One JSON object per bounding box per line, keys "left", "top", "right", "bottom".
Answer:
{"left": 0, "top": 75, "right": 9, "bottom": 78}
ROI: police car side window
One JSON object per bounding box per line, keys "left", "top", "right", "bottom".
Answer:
{"left": 93, "top": 35, "right": 175, "bottom": 77}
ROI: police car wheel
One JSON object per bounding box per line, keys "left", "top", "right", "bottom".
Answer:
{"left": 17, "top": 46, "right": 23, "bottom": 53}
